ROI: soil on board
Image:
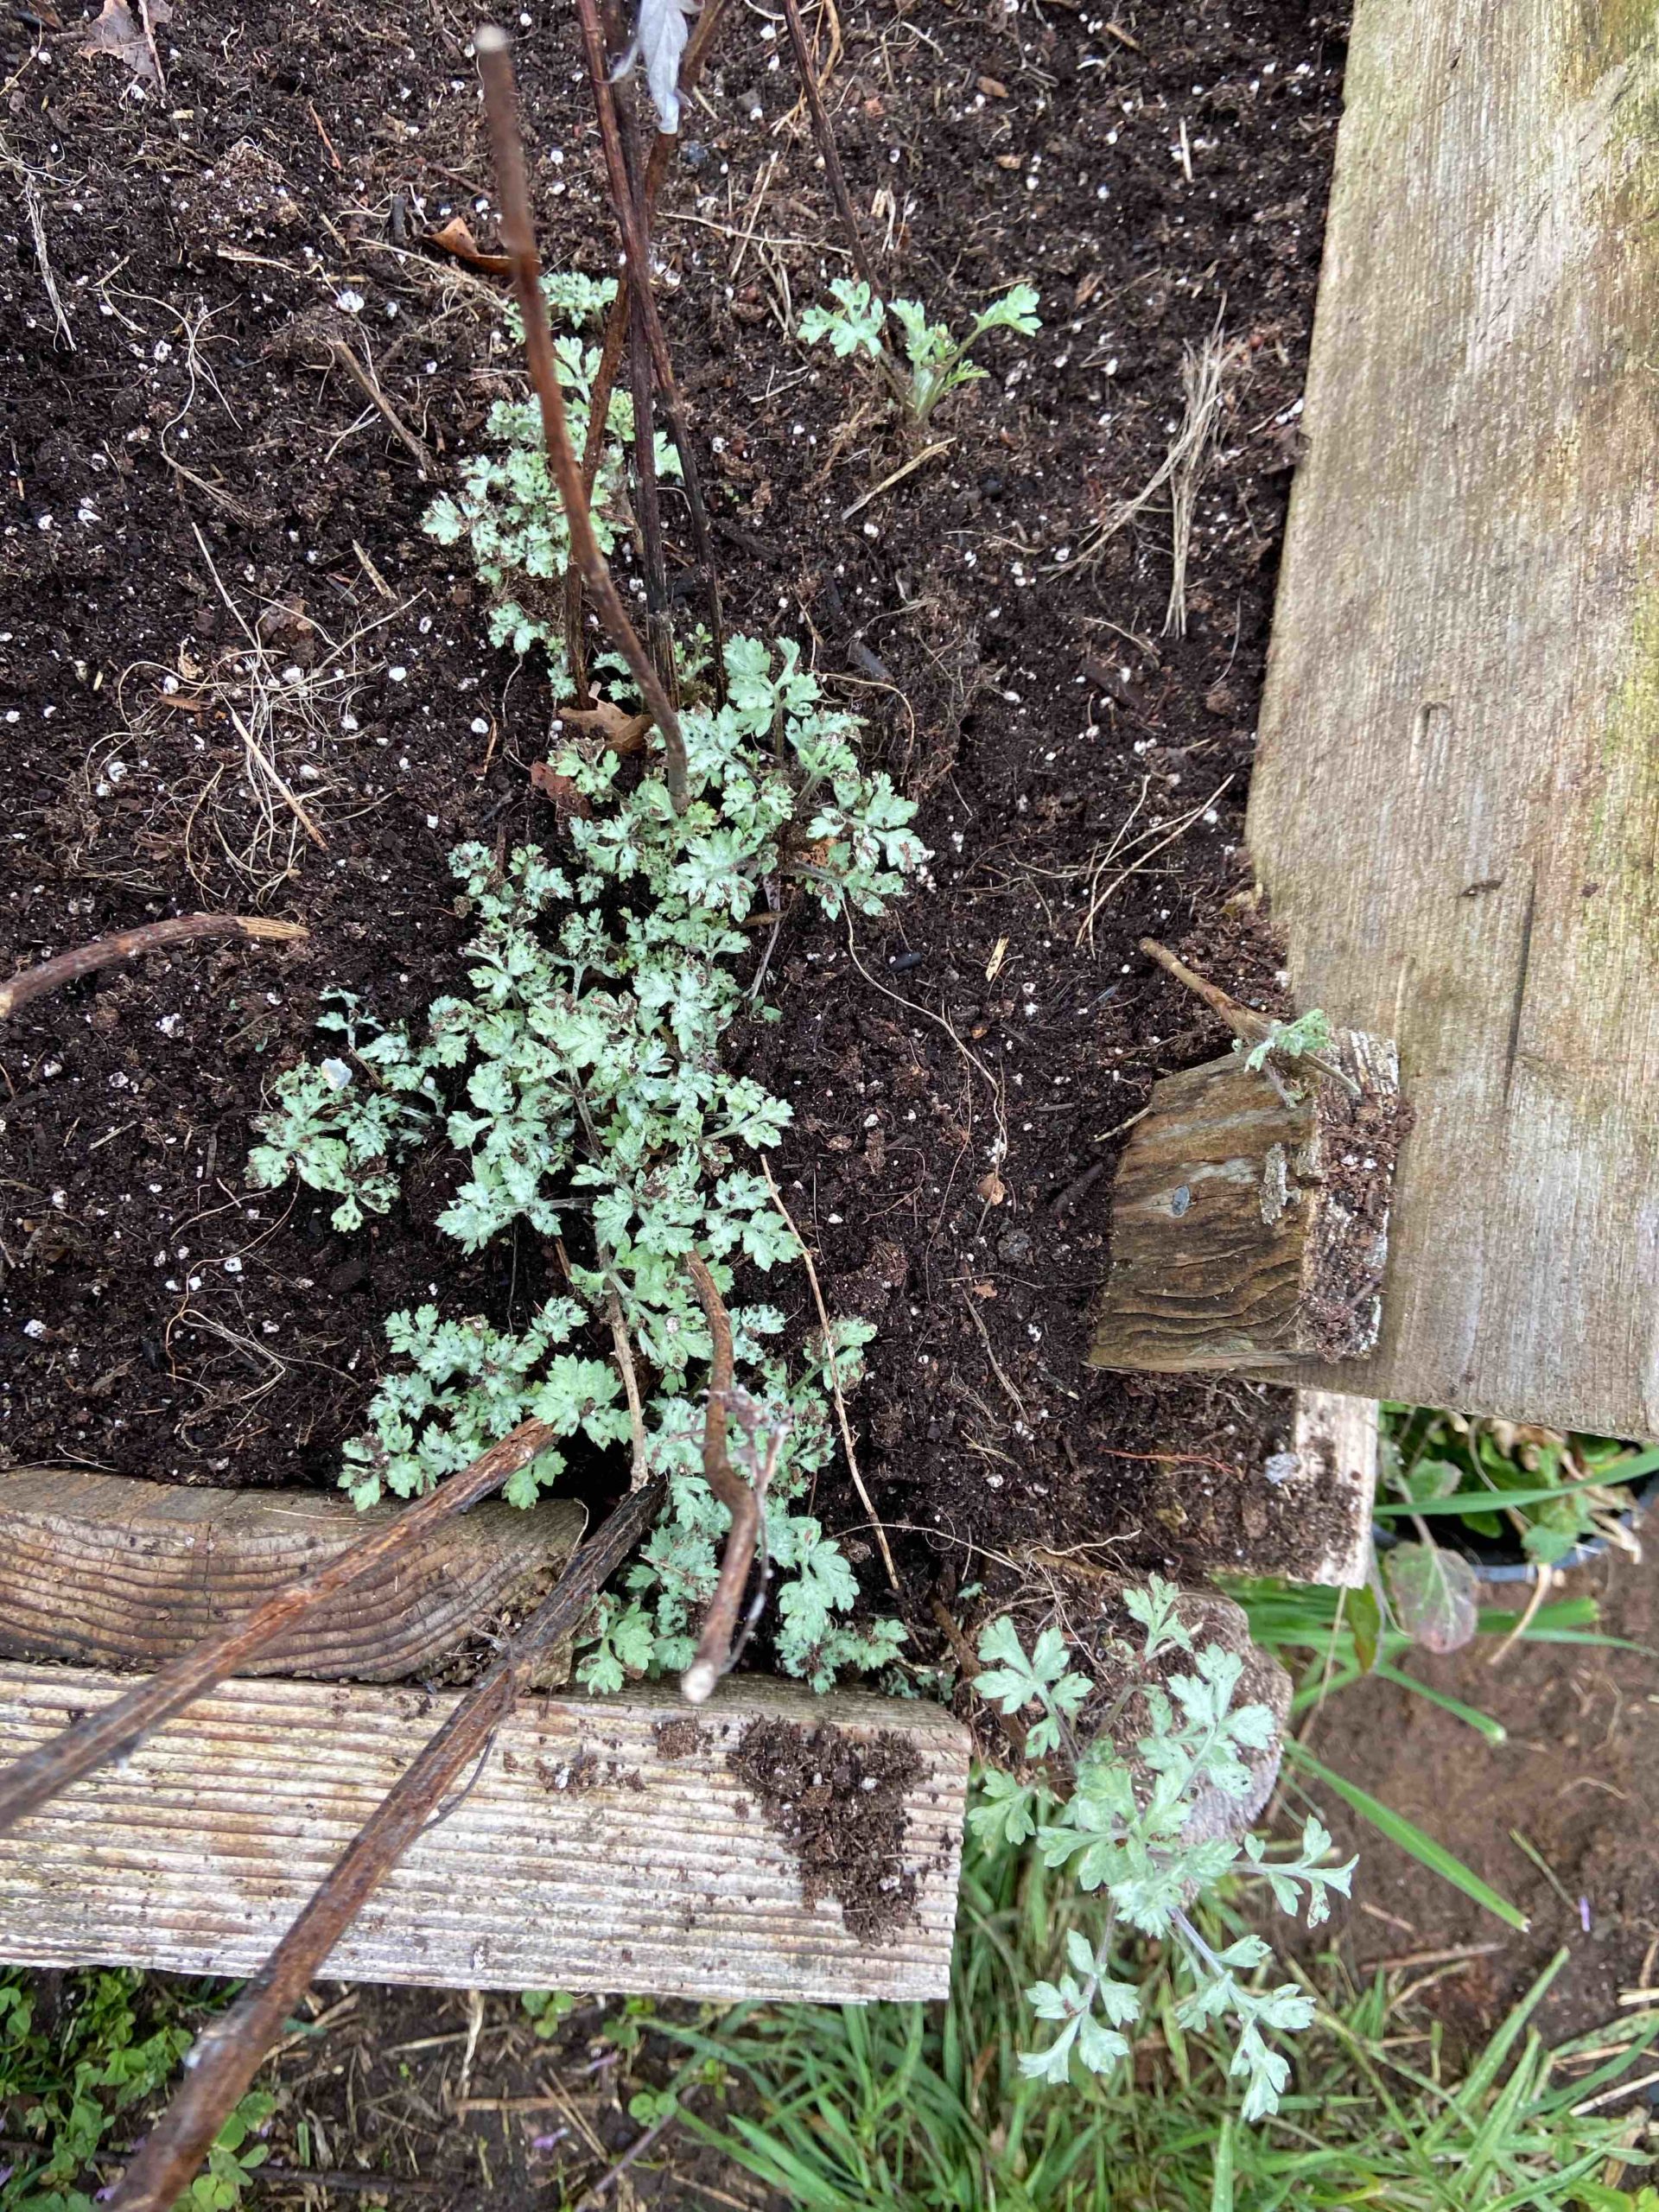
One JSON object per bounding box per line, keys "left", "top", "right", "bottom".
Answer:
{"left": 728, "top": 1715, "right": 923, "bottom": 1941}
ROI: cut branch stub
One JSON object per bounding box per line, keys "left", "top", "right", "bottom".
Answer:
{"left": 1089, "top": 1029, "right": 1401, "bottom": 1375}
{"left": 0, "top": 1471, "right": 584, "bottom": 1683}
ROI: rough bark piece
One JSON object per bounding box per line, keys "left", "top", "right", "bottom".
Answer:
{"left": 0, "top": 1667, "right": 968, "bottom": 2000}
{"left": 1246, "top": 1, "right": 1659, "bottom": 1432}
{"left": 1088, "top": 1033, "right": 1398, "bottom": 1374}
{"left": 0, "top": 1471, "right": 584, "bottom": 1684}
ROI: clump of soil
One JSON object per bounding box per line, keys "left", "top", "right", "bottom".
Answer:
{"left": 729, "top": 1717, "right": 922, "bottom": 1942}
{"left": 652, "top": 1715, "right": 710, "bottom": 1761}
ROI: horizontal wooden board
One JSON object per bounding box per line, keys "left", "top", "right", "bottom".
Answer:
{"left": 0, "top": 1666, "right": 969, "bottom": 2001}
{"left": 0, "top": 1471, "right": 584, "bottom": 1683}
{"left": 1247, "top": 0, "right": 1659, "bottom": 1433}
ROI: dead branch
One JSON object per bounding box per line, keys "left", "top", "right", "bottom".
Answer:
{"left": 679, "top": 1253, "right": 760, "bottom": 1704}
{"left": 570, "top": 0, "right": 726, "bottom": 695}
{"left": 779, "top": 0, "right": 880, "bottom": 302}
{"left": 0, "top": 1420, "right": 556, "bottom": 1839}
{"left": 475, "top": 26, "right": 690, "bottom": 811}
{"left": 105, "top": 1476, "right": 665, "bottom": 2212}
{"left": 579, "top": 0, "right": 730, "bottom": 499}
{"left": 0, "top": 913, "right": 306, "bottom": 1022}
{"left": 760, "top": 1159, "right": 900, "bottom": 1595}
{"left": 606, "top": 1287, "right": 650, "bottom": 1491}
{"left": 1139, "top": 936, "right": 1358, "bottom": 1096}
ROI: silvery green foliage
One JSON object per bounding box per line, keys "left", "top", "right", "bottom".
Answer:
{"left": 421, "top": 273, "right": 679, "bottom": 671}
{"left": 247, "top": 635, "right": 926, "bottom": 1690}
{"left": 1242, "top": 1007, "right": 1335, "bottom": 1074}
{"left": 966, "top": 1579, "right": 1356, "bottom": 2121}
{"left": 799, "top": 278, "right": 1041, "bottom": 428}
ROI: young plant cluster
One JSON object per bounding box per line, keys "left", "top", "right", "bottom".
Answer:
{"left": 799, "top": 278, "right": 1041, "bottom": 430}
{"left": 249, "top": 631, "right": 926, "bottom": 1693}
{"left": 422, "top": 272, "right": 678, "bottom": 671}
{"left": 967, "top": 1579, "right": 1354, "bottom": 2120}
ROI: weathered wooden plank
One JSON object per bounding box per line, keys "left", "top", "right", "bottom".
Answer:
{"left": 0, "top": 1471, "right": 585, "bottom": 1683}
{"left": 1247, "top": 0, "right": 1659, "bottom": 1433}
{"left": 0, "top": 1666, "right": 968, "bottom": 2001}
{"left": 1254, "top": 1390, "right": 1378, "bottom": 1589}
{"left": 1088, "top": 1034, "right": 1397, "bottom": 1374}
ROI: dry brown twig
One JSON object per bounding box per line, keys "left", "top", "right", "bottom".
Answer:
{"left": 0, "top": 912, "right": 305, "bottom": 1023}
{"left": 761, "top": 1158, "right": 901, "bottom": 1595}
{"left": 475, "top": 25, "right": 690, "bottom": 809}
{"left": 105, "top": 1475, "right": 665, "bottom": 2212}
{"left": 569, "top": 0, "right": 726, "bottom": 696}
{"left": 679, "top": 1252, "right": 763, "bottom": 1703}
{"left": 0, "top": 1420, "right": 556, "bottom": 1839}
{"left": 1139, "top": 935, "right": 1359, "bottom": 1096}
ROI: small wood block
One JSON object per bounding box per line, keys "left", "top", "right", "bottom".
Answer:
{"left": 0, "top": 1471, "right": 585, "bottom": 1683}
{"left": 1088, "top": 1032, "right": 1400, "bottom": 1375}
{"left": 0, "top": 1666, "right": 969, "bottom": 2001}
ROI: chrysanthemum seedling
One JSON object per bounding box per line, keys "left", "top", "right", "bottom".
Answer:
{"left": 248, "top": 634, "right": 926, "bottom": 1693}
{"left": 968, "top": 1581, "right": 1355, "bottom": 2120}
{"left": 799, "top": 277, "right": 1041, "bottom": 433}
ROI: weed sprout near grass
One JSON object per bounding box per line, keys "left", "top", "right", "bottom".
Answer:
{"left": 963, "top": 1585, "right": 1352, "bottom": 2119}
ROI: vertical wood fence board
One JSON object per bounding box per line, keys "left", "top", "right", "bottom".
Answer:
{"left": 0, "top": 1668, "right": 969, "bottom": 2002}
{"left": 1247, "top": 0, "right": 1659, "bottom": 1432}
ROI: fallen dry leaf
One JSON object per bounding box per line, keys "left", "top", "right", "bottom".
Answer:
{"left": 81, "top": 0, "right": 170, "bottom": 85}
{"left": 551, "top": 699, "right": 651, "bottom": 753}
{"left": 423, "top": 216, "right": 511, "bottom": 277}
{"left": 528, "top": 761, "right": 593, "bottom": 821}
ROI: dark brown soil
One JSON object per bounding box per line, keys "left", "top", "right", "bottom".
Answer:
{"left": 728, "top": 1716, "right": 922, "bottom": 1941}
{"left": 1, "top": 0, "right": 1349, "bottom": 1609}
{"left": 1294, "top": 1545, "right": 1659, "bottom": 2050}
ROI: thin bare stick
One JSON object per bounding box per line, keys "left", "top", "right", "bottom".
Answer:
{"left": 0, "top": 913, "right": 306, "bottom": 1022}
{"left": 475, "top": 26, "right": 689, "bottom": 810}
{"left": 325, "top": 336, "right": 435, "bottom": 474}
{"left": 1139, "top": 936, "right": 1359, "bottom": 1095}
{"left": 841, "top": 439, "right": 953, "bottom": 523}
{"left": 760, "top": 1159, "right": 900, "bottom": 1594}
{"left": 0, "top": 1420, "right": 556, "bottom": 1838}
{"left": 679, "top": 1253, "right": 760, "bottom": 1704}
{"left": 607, "top": 1288, "right": 649, "bottom": 1490}
{"left": 581, "top": 0, "right": 731, "bottom": 495}
{"left": 778, "top": 0, "right": 880, "bottom": 302}
{"left": 226, "top": 702, "right": 328, "bottom": 849}
{"left": 106, "top": 1477, "right": 665, "bottom": 2212}
{"left": 571, "top": 0, "right": 725, "bottom": 694}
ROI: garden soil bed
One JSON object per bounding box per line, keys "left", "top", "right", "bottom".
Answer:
{"left": 8, "top": 8, "right": 1659, "bottom": 2190}
{"left": 1, "top": 0, "right": 1348, "bottom": 1612}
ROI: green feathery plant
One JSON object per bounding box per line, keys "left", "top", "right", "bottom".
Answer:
{"left": 0, "top": 1969, "right": 269, "bottom": 2211}
{"left": 798, "top": 278, "right": 1040, "bottom": 431}
{"left": 965, "top": 1580, "right": 1354, "bottom": 2120}
{"left": 248, "top": 633, "right": 926, "bottom": 1691}
{"left": 422, "top": 271, "right": 678, "bottom": 674}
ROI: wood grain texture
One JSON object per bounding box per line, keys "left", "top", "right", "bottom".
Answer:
{"left": 0, "top": 1472, "right": 584, "bottom": 1683}
{"left": 1088, "top": 1035, "right": 1396, "bottom": 1373}
{"left": 1284, "top": 1391, "right": 1377, "bottom": 1588}
{"left": 1248, "top": 0, "right": 1659, "bottom": 1431}
{"left": 0, "top": 1666, "right": 968, "bottom": 1999}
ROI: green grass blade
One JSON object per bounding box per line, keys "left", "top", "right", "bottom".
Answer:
{"left": 1371, "top": 1659, "right": 1508, "bottom": 1743}
{"left": 1285, "top": 1740, "right": 1529, "bottom": 1930}
{"left": 1209, "top": 2115, "right": 1235, "bottom": 2212}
